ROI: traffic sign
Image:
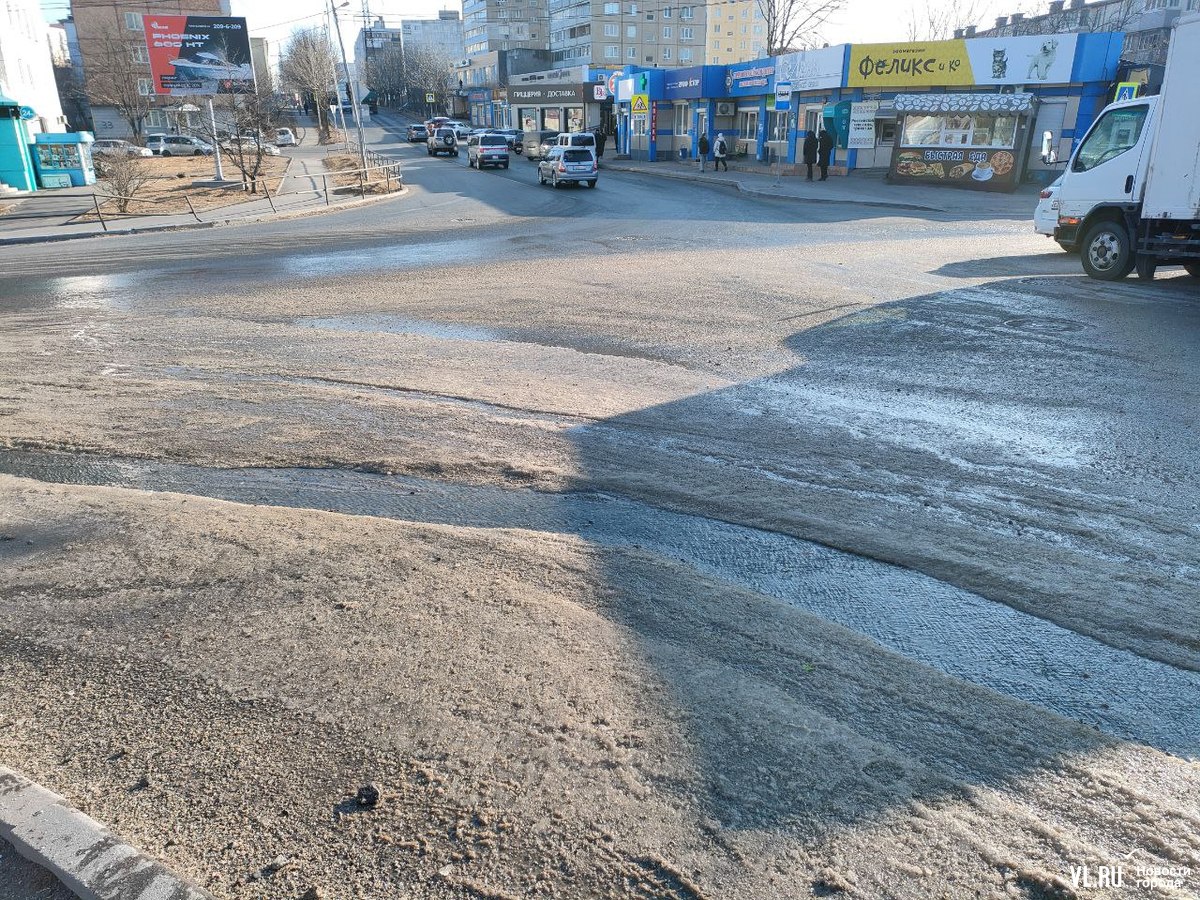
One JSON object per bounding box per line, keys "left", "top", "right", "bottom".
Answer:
{"left": 631, "top": 94, "right": 649, "bottom": 114}
{"left": 774, "top": 81, "right": 792, "bottom": 112}
{"left": 425, "top": 92, "right": 436, "bottom": 103}
{"left": 1114, "top": 82, "right": 1139, "bottom": 102}
{"left": 18, "top": 106, "right": 35, "bottom": 121}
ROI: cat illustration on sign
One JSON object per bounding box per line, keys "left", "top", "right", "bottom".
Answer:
{"left": 1027, "top": 39, "right": 1059, "bottom": 80}
{"left": 992, "top": 49, "right": 1008, "bottom": 79}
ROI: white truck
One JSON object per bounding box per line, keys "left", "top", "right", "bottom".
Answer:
{"left": 1054, "top": 11, "right": 1200, "bottom": 281}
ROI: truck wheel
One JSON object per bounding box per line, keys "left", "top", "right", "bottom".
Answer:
{"left": 1184, "top": 262, "right": 1200, "bottom": 278}
{"left": 1135, "top": 254, "right": 1157, "bottom": 281}
{"left": 1080, "top": 221, "right": 1135, "bottom": 281}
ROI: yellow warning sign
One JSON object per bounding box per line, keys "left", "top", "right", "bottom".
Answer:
{"left": 631, "top": 94, "right": 649, "bottom": 114}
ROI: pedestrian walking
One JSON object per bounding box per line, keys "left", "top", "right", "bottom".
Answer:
{"left": 595, "top": 128, "right": 607, "bottom": 158}
{"left": 714, "top": 133, "right": 729, "bottom": 171}
{"left": 697, "top": 133, "right": 709, "bottom": 172}
{"left": 803, "top": 131, "right": 818, "bottom": 181}
{"left": 818, "top": 128, "right": 834, "bottom": 181}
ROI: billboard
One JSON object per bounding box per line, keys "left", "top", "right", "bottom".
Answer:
{"left": 774, "top": 45, "right": 846, "bottom": 92}
{"left": 143, "top": 15, "right": 255, "bottom": 96}
{"left": 849, "top": 34, "right": 1079, "bottom": 88}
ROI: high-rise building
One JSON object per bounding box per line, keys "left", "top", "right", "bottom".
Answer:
{"left": 0, "top": 0, "right": 68, "bottom": 134}
{"left": 355, "top": 12, "right": 465, "bottom": 70}
{"left": 704, "top": 0, "right": 767, "bottom": 65}
{"left": 548, "top": 0, "right": 706, "bottom": 70}
{"left": 72, "top": 0, "right": 231, "bottom": 140}
{"left": 464, "top": 0, "right": 549, "bottom": 57}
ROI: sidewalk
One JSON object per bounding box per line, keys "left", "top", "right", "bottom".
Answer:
{"left": 0, "top": 123, "right": 406, "bottom": 246}
{"left": 602, "top": 157, "right": 1040, "bottom": 217}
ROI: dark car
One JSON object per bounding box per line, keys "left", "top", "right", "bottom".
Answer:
{"left": 426, "top": 127, "right": 459, "bottom": 157}
{"left": 493, "top": 129, "right": 523, "bottom": 151}
{"left": 407, "top": 124, "right": 427, "bottom": 142}
{"left": 521, "top": 129, "right": 559, "bottom": 160}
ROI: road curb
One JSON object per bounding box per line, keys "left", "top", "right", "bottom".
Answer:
{"left": 605, "top": 164, "right": 945, "bottom": 212}
{"left": 0, "top": 185, "right": 408, "bottom": 247}
{"left": 0, "top": 765, "right": 213, "bottom": 900}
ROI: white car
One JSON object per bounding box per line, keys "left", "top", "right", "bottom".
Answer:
{"left": 93, "top": 139, "right": 152, "bottom": 158}
{"left": 448, "top": 121, "right": 471, "bottom": 141}
{"left": 224, "top": 135, "right": 281, "bottom": 156}
{"left": 1035, "top": 176, "right": 1073, "bottom": 250}
{"left": 274, "top": 128, "right": 297, "bottom": 146}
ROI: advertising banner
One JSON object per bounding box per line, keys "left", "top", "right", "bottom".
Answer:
{"left": 774, "top": 45, "right": 846, "bottom": 92}
{"left": 143, "top": 15, "right": 254, "bottom": 96}
{"left": 889, "top": 146, "right": 1020, "bottom": 190}
{"left": 849, "top": 33, "right": 1078, "bottom": 88}
{"left": 847, "top": 100, "right": 880, "bottom": 149}
{"left": 508, "top": 86, "right": 587, "bottom": 103}
{"left": 725, "top": 61, "right": 775, "bottom": 97}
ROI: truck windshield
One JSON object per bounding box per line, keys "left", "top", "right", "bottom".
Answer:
{"left": 1072, "top": 105, "right": 1149, "bottom": 172}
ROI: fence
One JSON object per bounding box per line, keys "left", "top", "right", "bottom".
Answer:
{"left": 0, "top": 158, "right": 404, "bottom": 235}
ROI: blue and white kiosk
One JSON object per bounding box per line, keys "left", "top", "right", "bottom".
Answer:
{"left": 32, "top": 132, "right": 97, "bottom": 188}
{"left": 0, "top": 93, "right": 38, "bottom": 193}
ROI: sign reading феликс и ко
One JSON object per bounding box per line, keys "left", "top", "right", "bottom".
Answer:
{"left": 849, "top": 34, "right": 1078, "bottom": 88}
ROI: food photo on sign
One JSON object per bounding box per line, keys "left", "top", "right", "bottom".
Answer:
{"left": 143, "top": 15, "right": 255, "bottom": 96}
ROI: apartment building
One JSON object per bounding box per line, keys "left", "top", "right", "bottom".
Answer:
{"left": 705, "top": 0, "right": 767, "bottom": 65}
{"left": 464, "top": 0, "right": 549, "bottom": 57}
{"left": 355, "top": 12, "right": 465, "bottom": 68}
{"left": 974, "top": 0, "right": 1200, "bottom": 66}
{"left": 547, "top": 0, "right": 707, "bottom": 70}
{"left": 0, "top": 0, "right": 67, "bottom": 134}
{"left": 73, "top": 0, "right": 231, "bottom": 140}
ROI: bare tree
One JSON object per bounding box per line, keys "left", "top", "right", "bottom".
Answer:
{"left": 195, "top": 89, "right": 281, "bottom": 193}
{"left": 365, "top": 44, "right": 407, "bottom": 107}
{"left": 85, "top": 27, "right": 155, "bottom": 140}
{"left": 906, "top": 0, "right": 993, "bottom": 41}
{"left": 280, "top": 27, "right": 337, "bottom": 144}
{"left": 755, "top": 0, "right": 844, "bottom": 56}
{"left": 403, "top": 45, "right": 455, "bottom": 112}
{"left": 98, "top": 153, "right": 152, "bottom": 213}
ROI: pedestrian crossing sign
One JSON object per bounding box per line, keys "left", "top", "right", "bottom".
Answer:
{"left": 1114, "top": 82, "right": 1139, "bottom": 102}
{"left": 631, "top": 94, "right": 649, "bottom": 114}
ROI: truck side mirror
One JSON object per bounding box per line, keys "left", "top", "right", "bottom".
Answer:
{"left": 1040, "top": 130, "right": 1058, "bottom": 164}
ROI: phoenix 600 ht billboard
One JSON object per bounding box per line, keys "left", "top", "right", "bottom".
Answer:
{"left": 144, "top": 16, "right": 255, "bottom": 96}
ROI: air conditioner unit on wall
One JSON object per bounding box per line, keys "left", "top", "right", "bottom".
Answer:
{"left": 715, "top": 102, "right": 734, "bottom": 116}
{"left": 458, "top": 58, "right": 472, "bottom": 67}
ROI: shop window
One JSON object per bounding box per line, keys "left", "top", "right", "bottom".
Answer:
{"left": 901, "top": 112, "right": 1020, "bottom": 149}
{"left": 36, "top": 144, "right": 82, "bottom": 169}
{"left": 675, "top": 104, "right": 689, "bottom": 136}
{"left": 737, "top": 109, "right": 758, "bottom": 141}
{"left": 768, "top": 110, "right": 787, "bottom": 142}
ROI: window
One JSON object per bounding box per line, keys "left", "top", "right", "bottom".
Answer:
{"left": 674, "top": 103, "right": 689, "bottom": 136}
{"left": 680, "top": 47, "right": 691, "bottom": 60}
{"left": 769, "top": 110, "right": 787, "bottom": 142}
{"left": 681, "top": 5, "right": 695, "bottom": 18}
{"left": 604, "top": 23, "right": 618, "bottom": 35}
{"left": 628, "top": 2, "right": 638, "bottom": 12}
{"left": 137, "top": 77, "right": 154, "bottom": 96}
{"left": 737, "top": 108, "right": 758, "bottom": 140}
{"left": 1073, "top": 105, "right": 1149, "bottom": 172}
{"left": 605, "top": 44, "right": 619, "bottom": 57}
{"left": 628, "top": 46, "right": 637, "bottom": 57}
{"left": 147, "top": 110, "right": 167, "bottom": 128}
{"left": 627, "top": 24, "right": 637, "bottom": 36}
{"left": 124, "top": 11, "right": 142, "bottom": 30}
{"left": 604, "top": 2, "right": 619, "bottom": 12}
{"left": 663, "top": 6, "right": 672, "bottom": 16}
{"left": 131, "top": 45, "right": 149, "bottom": 64}
{"left": 663, "top": 25, "right": 671, "bottom": 37}
{"left": 663, "top": 47, "right": 672, "bottom": 59}
{"left": 899, "top": 113, "right": 1019, "bottom": 148}
{"left": 711, "top": 39, "right": 719, "bottom": 48}
{"left": 681, "top": 26, "right": 693, "bottom": 38}
{"left": 741, "top": 24, "right": 747, "bottom": 33}
{"left": 753, "top": 24, "right": 763, "bottom": 33}
{"left": 713, "top": 23, "right": 720, "bottom": 32}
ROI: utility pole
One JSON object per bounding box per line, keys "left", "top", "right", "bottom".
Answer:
{"left": 330, "top": 0, "right": 369, "bottom": 171}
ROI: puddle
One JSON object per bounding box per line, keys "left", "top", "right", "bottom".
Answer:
{"left": 1, "top": 448, "right": 1196, "bottom": 758}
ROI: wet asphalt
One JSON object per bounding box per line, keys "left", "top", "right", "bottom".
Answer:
{"left": 2, "top": 122, "right": 1199, "bottom": 761}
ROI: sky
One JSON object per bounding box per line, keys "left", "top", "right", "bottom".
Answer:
{"left": 40, "top": 0, "right": 1025, "bottom": 60}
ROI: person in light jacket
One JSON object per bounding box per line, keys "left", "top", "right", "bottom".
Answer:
{"left": 697, "top": 133, "right": 710, "bottom": 171}
{"left": 713, "top": 133, "right": 729, "bottom": 171}
{"left": 817, "top": 128, "right": 834, "bottom": 181}
{"left": 803, "top": 131, "right": 819, "bottom": 181}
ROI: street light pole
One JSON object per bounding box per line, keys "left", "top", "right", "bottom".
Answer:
{"left": 330, "top": 0, "right": 369, "bottom": 172}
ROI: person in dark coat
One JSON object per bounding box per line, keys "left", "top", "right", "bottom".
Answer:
{"left": 802, "top": 131, "right": 819, "bottom": 181}
{"left": 697, "top": 133, "right": 709, "bottom": 171}
{"left": 594, "top": 128, "right": 607, "bottom": 158}
{"left": 817, "top": 128, "right": 834, "bottom": 181}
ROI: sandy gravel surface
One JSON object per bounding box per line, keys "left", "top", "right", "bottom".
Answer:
{"left": 2, "top": 476, "right": 1199, "bottom": 899}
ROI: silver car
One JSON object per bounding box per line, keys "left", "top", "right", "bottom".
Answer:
{"left": 93, "top": 139, "right": 152, "bottom": 158}
{"left": 146, "top": 134, "right": 213, "bottom": 157}
{"left": 537, "top": 146, "right": 598, "bottom": 188}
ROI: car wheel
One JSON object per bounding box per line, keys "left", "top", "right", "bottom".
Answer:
{"left": 538, "top": 170, "right": 545, "bottom": 185}
{"left": 586, "top": 180, "right": 596, "bottom": 189}
{"left": 162, "top": 150, "right": 172, "bottom": 157}
{"left": 1080, "top": 220, "right": 1134, "bottom": 281}
{"left": 1184, "top": 262, "right": 1200, "bottom": 278}
{"left": 502, "top": 162, "right": 509, "bottom": 169}
{"left": 552, "top": 172, "right": 561, "bottom": 189}
{"left": 194, "top": 149, "right": 204, "bottom": 156}
{"left": 468, "top": 157, "right": 475, "bottom": 168}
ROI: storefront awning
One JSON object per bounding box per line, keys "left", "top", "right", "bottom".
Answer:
{"left": 893, "top": 92, "right": 1035, "bottom": 114}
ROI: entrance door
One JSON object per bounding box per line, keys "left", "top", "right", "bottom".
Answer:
{"left": 696, "top": 108, "right": 708, "bottom": 141}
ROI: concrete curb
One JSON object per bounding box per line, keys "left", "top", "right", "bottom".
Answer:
{"left": 0, "top": 183, "right": 408, "bottom": 248}
{"left": 604, "top": 163, "right": 945, "bottom": 212}
{"left": 0, "top": 765, "right": 213, "bottom": 900}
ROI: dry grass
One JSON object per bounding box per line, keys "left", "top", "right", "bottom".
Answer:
{"left": 83, "top": 155, "right": 289, "bottom": 221}
{"left": 323, "top": 152, "right": 402, "bottom": 195}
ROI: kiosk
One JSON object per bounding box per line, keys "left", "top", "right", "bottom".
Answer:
{"left": 32, "top": 132, "right": 97, "bottom": 188}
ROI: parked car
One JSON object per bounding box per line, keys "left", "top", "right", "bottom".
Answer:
{"left": 424, "top": 117, "right": 450, "bottom": 137}
{"left": 224, "top": 135, "right": 281, "bottom": 156}
{"left": 493, "top": 129, "right": 523, "bottom": 151}
{"left": 146, "top": 134, "right": 214, "bottom": 156}
{"left": 556, "top": 132, "right": 596, "bottom": 150}
{"left": 468, "top": 133, "right": 510, "bottom": 169}
{"left": 522, "top": 130, "right": 559, "bottom": 160}
{"left": 448, "top": 121, "right": 471, "bottom": 140}
{"left": 407, "top": 124, "right": 428, "bottom": 142}
{"left": 275, "top": 128, "right": 297, "bottom": 146}
{"left": 537, "top": 146, "right": 598, "bottom": 188}
{"left": 93, "top": 139, "right": 152, "bottom": 158}
{"left": 1034, "top": 176, "right": 1073, "bottom": 250}
{"left": 427, "top": 127, "right": 459, "bottom": 157}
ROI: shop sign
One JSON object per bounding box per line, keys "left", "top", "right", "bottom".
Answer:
{"left": 508, "top": 86, "right": 587, "bottom": 103}
{"left": 847, "top": 101, "right": 880, "bottom": 149}
{"left": 890, "top": 146, "right": 1019, "bottom": 189}
{"left": 774, "top": 81, "right": 792, "bottom": 111}
{"left": 725, "top": 61, "right": 774, "bottom": 96}
{"left": 850, "top": 33, "right": 1078, "bottom": 88}
{"left": 19, "top": 106, "right": 36, "bottom": 120}
{"left": 607, "top": 72, "right": 619, "bottom": 94}
{"left": 593, "top": 84, "right": 608, "bottom": 101}
{"left": 650, "top": 101, "right": 657, "bottom": 140}
{"left": 774, "top": 45, "right": 845, "bottom": 92}
{"left": 631, "top": 94, "right": 650, "bottom": 114}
